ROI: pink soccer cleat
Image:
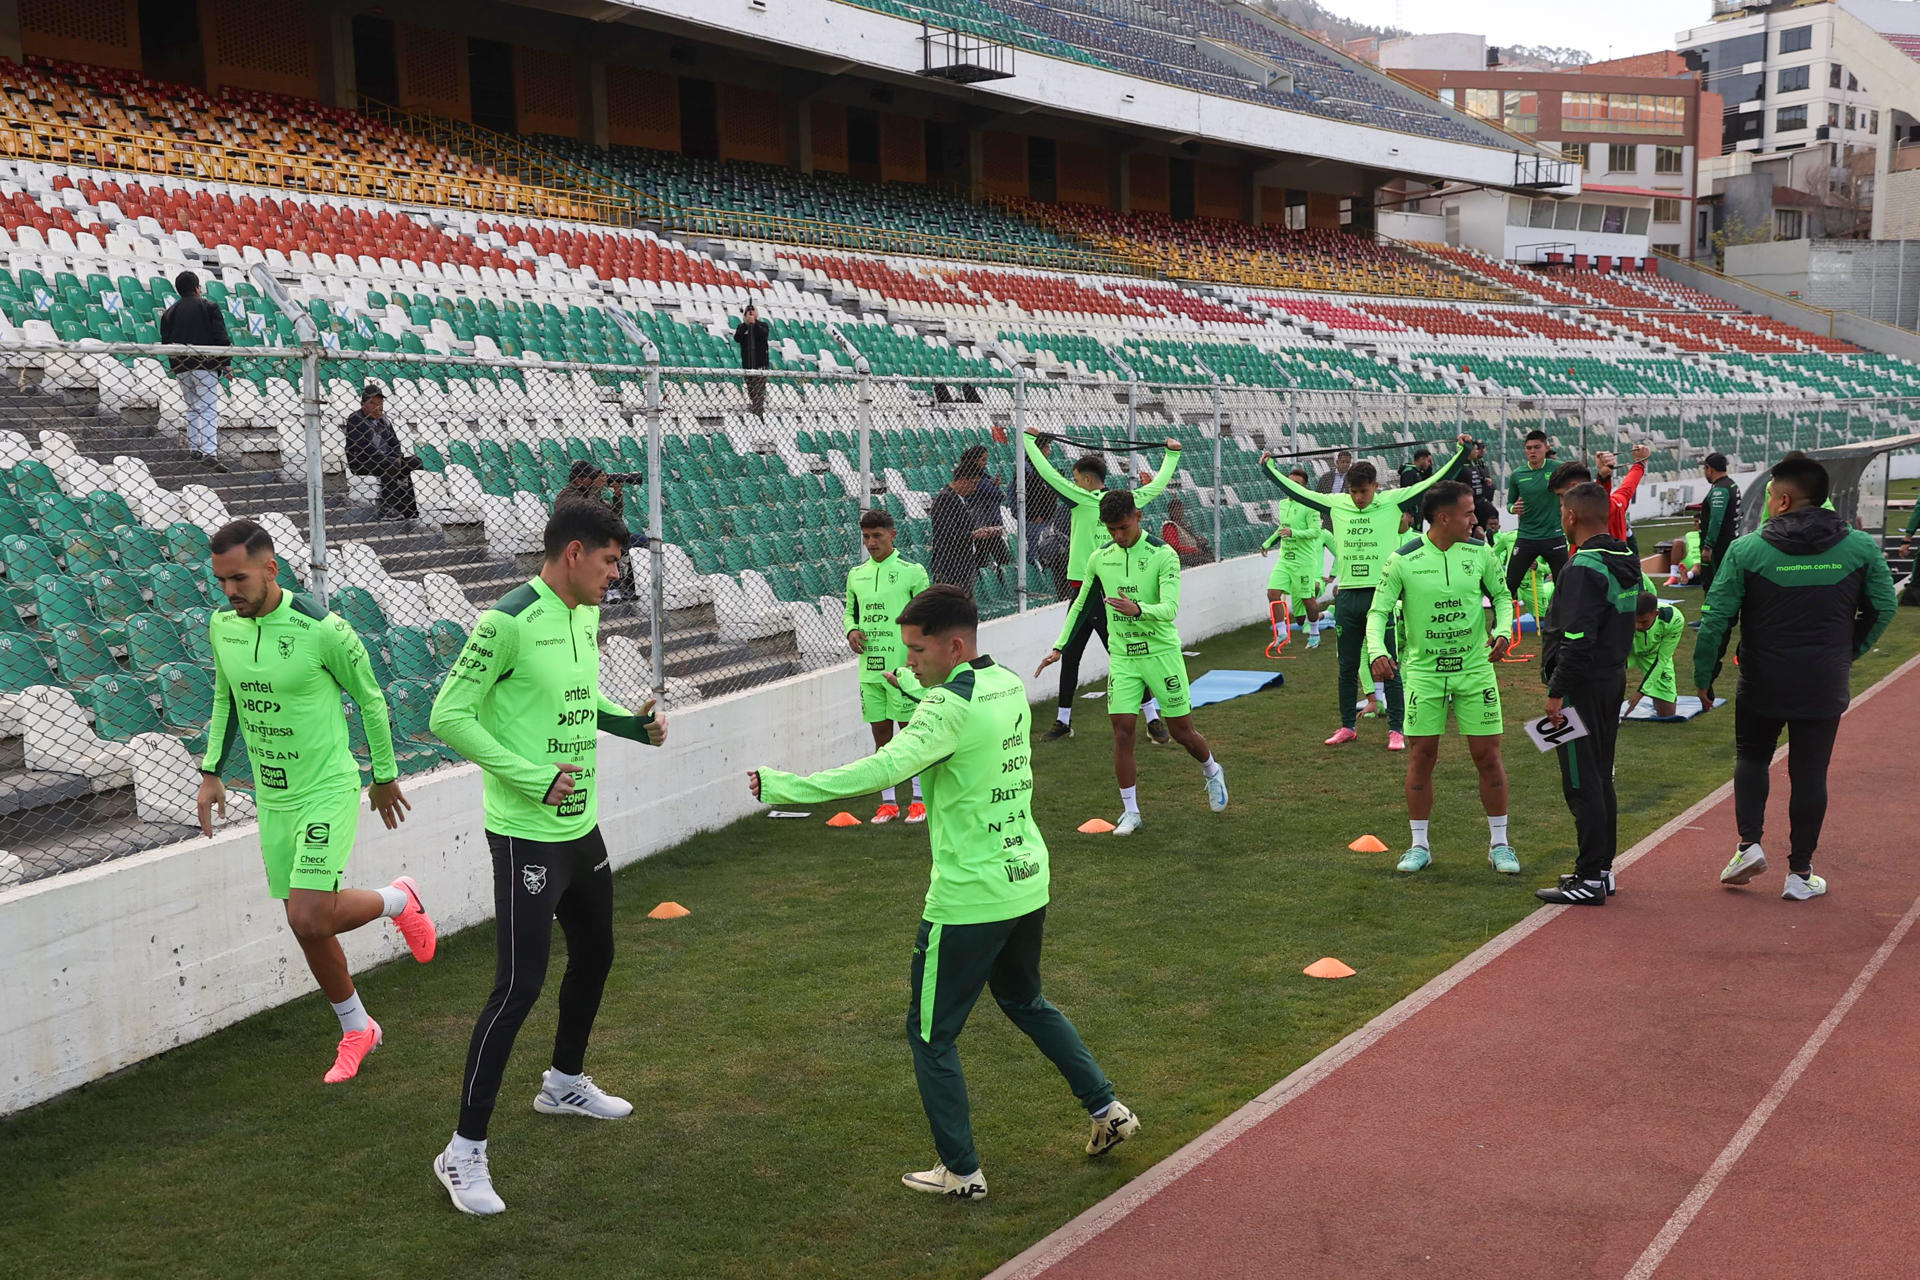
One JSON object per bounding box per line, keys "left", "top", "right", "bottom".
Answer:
{"left": 391, "top": 875, "right": 437, "bottom": 963}
{"left": 1324, "top": 727, "right": 1359, "bottom": 746}
{"left": 324, "top": 1019, "right": 382, "bottom": 1083}
{"left": 1388, "top": 731, "right": 1407, "bottom": 752}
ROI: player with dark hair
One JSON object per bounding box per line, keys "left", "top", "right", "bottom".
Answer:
{"left": 1697, "top": 452, "right": 1740, "bottom": 595}
{"left": 1624, "top": 592, "right": 1685, "bottom": 719}
{"left": 845, "top": 507, "right": 931, "bottom": 822}
{"left": 1506, "top": 429, "right": 1568, "bottom": 610}
{"left": 1262, "top": 464, "right": 1329, "bottom": 649}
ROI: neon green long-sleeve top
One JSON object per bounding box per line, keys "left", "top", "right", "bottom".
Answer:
{"left": 1056, "top": 534, "right": 1182, "bottom": 657}
{"left": 1261, "top": 444, "right": 1467, "bottom": 590}
{"left": 843, "top": 551, "right": 930, "bottom": 680}
{"left": 1363, "top": 535, "right": 1513, "bottom": 672}
{"left": 1023, "top": 434, "right": 1178, "bottom": 582}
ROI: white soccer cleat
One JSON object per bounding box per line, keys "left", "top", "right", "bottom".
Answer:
{"left": 1086, "top": 1101, "right": 1140, "bottom": 1157}
{"left": 901, "top": 1162, "right": 987, "bottom": 1199}
{"left": 1204, "top": 767, "right": 1228, "bottom": 813}
{"left": 533, "top": 1070, "right": 634, "bottom": 1119}
{"left": 1111, "top": 812, "right": 1143, "bottom": 836}
{"left": 1720, "top": 843, "right": 1768, "bottom": 886}
{"left": 435, "top": 1144, "right": 506, "bottom": 1216}
{"left": 1782, "top": 873, "right": 1828, "bottom": 901}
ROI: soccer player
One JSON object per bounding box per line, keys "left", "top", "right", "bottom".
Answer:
{"left": 1623, "top": 593, "right": 1685, "bottom": 719}
{"left": 1364, "top": 482, "right": 1517, "bottom": 874}
{"left": 1506, "top": 429, "right": 1568, "bottom": 608}
{"left": 429, "top": 497, "right": 668, "bottom": 1216}
{"left": 1038, "top": 490, "right": 1227, "bottom": 834}
{"left": 1695, "top": 454, "right": 1896, "bottom": 901}
{"left": 1023, "top": 426, "right": 1179, "bottom": 743}
{"left": 1697, "top": 452, "right": 1741, "bottom": 594}
{"left": 1262, "top": 434, "right": 1471, "bottom": 749}
{"left": 845, "top": 508, "right": 931, "bottom": 823}
{"left": 1666, "top": 508, "right": 1703, "bottom": 587}
{"left": 196, "top": 518, "right": 435, "bottom": 1084}
{"left": 1534, "top": 483, "right": 1643, "bottom": 906}
{"left": 751, "top": 586, "right": 1139, "bottom": 1199}
{"left": 1261, "top": 464, "right": 1328, "bottom": 650}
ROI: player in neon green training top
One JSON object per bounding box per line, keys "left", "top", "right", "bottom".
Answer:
{"left": 1263, "top": 434, "right": 1471, "bottom": 748}
{"left": 1038, "top": 489, "right": 1226, "bottom": 835}
{"left": 1625, "top": 592, "right": 1685, "bottom": 718}
{"left": 197, "top": 518, "right": 436, "bottom": 1086}
{"left": 1261, "top": 464, "right": 1328, "bottom": 651}
{"left": 752, "top": 585, "right": 1139, "bottom": 1200}
{"left": 845, "top": 507, "right": 931, "bottom": 823}
{"left": 1023, "top": 426, "right": 1179, "bottom": 742}
{"left": 1363, "top": 484, "right": 1518, "bottom": 875}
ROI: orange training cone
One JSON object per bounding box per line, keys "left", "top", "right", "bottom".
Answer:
{"left": 1077, "top": 818, "right": 1116, "bottom": 834}
{"left": 1303, "top": 957, "right": 1356, "bottom": 979}
{"left": 647, "top": 902, "right": 690, "bottom": 920}
{"left": 1347, "top": 834, "right": 1388, "bottom": 853}
{"left": 826, "top": 811, "right": 861, "bottom": 827}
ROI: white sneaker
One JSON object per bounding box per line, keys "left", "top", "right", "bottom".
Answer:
{"left": 533, "top": 1070, "right": 633, "bottom": 1119}
{"left": 1782, "top": 872, "right": 1828, "bottom": 901}
{"left": 901, "top": 1161, "right": 987, "bottom": 1199}
{"left": 1720, "top": 843, "right": 1768, "bottom": 886}
{"left": 1086, "top": 1100, "right": 1140, "bottom": 1156}
{"left": 1112, "top": 811, "right": 1143, "bottom": 836}
{"left": 435, "top": 1144, "right": 506, "bottom": 1215}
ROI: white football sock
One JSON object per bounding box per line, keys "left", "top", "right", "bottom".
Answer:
{"left": 330, "top": 991, "right": 370, "bottom": 1034}
{"left": 546, "top": 1067, "right": 582, "bottom": 1088}
{"left": 1202, "top": 754, "right": 1222, "bottom": 779}
{"left": 450, "top": 1132, "right": 486, "bottom": 1157}
{"left": 1143, "top": 697, "right": 1161, "bottom": 720}
{"left": 1057, "top": 706, "right": 1072, "bottom": 725}
{"left": 1488, "top": 814, "right": 1509, "bottom": 846}
{"left": 1373, "top": 681, "right": 1386, "bottom": 698}
{"left": 377, "top": 884, "right": 408, "bottom": 918}
{"left": 882, "top": 786, "right": 897, "bottom": 804}
{"left": 1119, "top": 785, "right": 1139, "bottom": 814}
{"left": 1410, "top": 819, "right": 1430, "bottom": 850}
{"left": 910, "top": 777, "right": 922, "bottom": 800}
{"left": 1091, "top": 1103, "right": 1112, "bottom": 1118}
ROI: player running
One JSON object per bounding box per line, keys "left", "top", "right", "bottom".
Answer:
{"left": 1023, "top": 426, "right": 1178, "bottom": 743}
{"left": 1037, "top": 490, "right": 1226, "bottom": 834}
{"left": 429, "top": 497, "right": 667, "bottom": 1216}
{"left": 1506, "top": 429, "right": 1568, "bottom": 611}
{"left": 1261, "top": 465, "right": 1328, "bottom": 651}
{"left": 1262, "top": 434, "right": 1472, "bottom": 749}
{"left": 197, "top": 519, "right": 435, "bottom": 1085}
{"left": 845, "top": 507, "right": 931, "bottom": 823}
{"left": 1624, "top": 593, "right": 1685, "bottom": 719}
{"left": 1363, "top": 483, "right": 1518, "bottom": 875}
{"left": 751, "top": 585, "right": 1139, "bottom": 1199}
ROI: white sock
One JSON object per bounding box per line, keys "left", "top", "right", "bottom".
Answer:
{"left": 1373, "top": 681, "right": 1386, "bottom": 698}
{"left": 450, "top": 1131, "right": 486, "bottom": 1157}
{"left": 1488, "top": 814, "right": 1509, "bottom": 846}
{"left": 330, "top": 991, "right": 370, "bottom": 1034}
{"left": 1143, "top": 697, "right": 1161, "bottom": 720}
{"left": 1120, "top": 785, "right": 1139, "bottom": 814}
{"left": 546, "top": 1067, "right": 582, "bottom": 1088}
{"left": 1202, "top": 754, "right": 1222, "bottom": 779}
{"left": 1091, "top": 1103, "right": 1112, "bottom": 1118}
{"left": 1057, "top": 706, "right": 1072, "bottom": 726}
{"left": 910, "top": 777, "right": 922, "bottom": 800}
{"left": 1410, "top": 819, "right": 1429, "bottom": 850}
{"left": 882, "top": 786, "right": 897, "bottom": 804}
{"left": 377, "top": 884, "right": 408, "bottom": 918}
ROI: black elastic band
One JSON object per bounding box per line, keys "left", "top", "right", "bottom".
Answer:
{"left": 1036, "top": 433, "right": 1165, "bottom": 452}
{"left": 1266, "top": 436, "right": 1429, "bottom": 462}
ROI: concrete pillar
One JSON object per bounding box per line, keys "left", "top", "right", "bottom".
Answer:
{"left": 789, "top": 98, "right": 809, "bottom": 172}
{"left": 1111, "top": 149, "right": 1129, "bottom": 212}
{"left": 968, "top": 126, "right": 985, "bottom": 200}
{"left": 583, "top": 59, "right": 609, "bottom": 148}
{"left": 0, "top": 0, "right": 23, "bottom": 65}
{"left": 313, "top": 4, "right": 355, "bottom": 109}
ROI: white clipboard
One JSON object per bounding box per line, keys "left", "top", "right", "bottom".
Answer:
{"left": 1526, "top": 706, "right": 1590, "bottom": 753}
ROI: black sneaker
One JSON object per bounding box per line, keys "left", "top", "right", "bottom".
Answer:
{"left": 1560, "top": 870, "right": 1617, "bottom": 897}
{"left": 1145, "top": 717, "right": 1172, "bottom": 746}
{"left": 1039, "top": 721, "right": 1073, "bottom": 742}
{"left": 1536, "top": 877, "right": 1608, "bottom": 905}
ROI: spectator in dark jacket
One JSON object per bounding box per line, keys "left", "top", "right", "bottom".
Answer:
{"left": 1694, "top": 454, "right": 1897, "bottom": 898}
{"left": 158, "top": 270, "right": 232, "bottom": 467}
{"left": 734, "top": 304, "right": 770, "bottom": 417}
{"left": 1698, "top": 452, "right": 1740, "bottom": 594}
{"left": 929, "top": 459, "right": 996, "bottom": 594}
{"left": 1398, "top": 447, "right": 1434, "bottom": 531}
{"left": 1461, "top": 439, "right": 1497, "bottom": 534}
{"left": 959, "top": 444, "right": 1009, "bottom": 588}
{"left": 1315, "top": 450, "right": 1353, "bottom": 494}
{"left": 342, "top": 384, "right": 421, "bottom": 521}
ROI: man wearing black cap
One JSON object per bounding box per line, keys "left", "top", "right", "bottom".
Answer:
{"left": 1697, "top": 452, "right": 1740, "bottom": 596}
{"left": 344, "top": 384, "right": 422, "bottom": 522}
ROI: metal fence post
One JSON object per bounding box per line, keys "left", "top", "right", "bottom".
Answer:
{"left": 1196, "top": 360, "right": 1224, "bottom": 556}
{"left": 645, "top": 359, "right": 665, "bottom": 700}
{"left": 301, "top": 346, "right": 329, "bottom": 606}
{"left": 1126, "top": 373, "right": 1139, "bottom": 448}
{"left": 856, "top": 370, "right": 874, "bottom": 513}
{"left": 1013, "top": 366, "right": 1028, "bottom": 613}
{"left": 1498, "top": 396, "right": 1510, "bottom": 485}
{"left": 1287, "top": 390, "right": 1299, "bottom": 457}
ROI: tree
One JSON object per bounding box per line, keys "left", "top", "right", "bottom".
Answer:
{"left": 1709, "top": 211, "right": 1772, "bottom": 271}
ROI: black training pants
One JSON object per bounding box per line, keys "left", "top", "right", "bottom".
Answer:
{"left": 1734, "top": 705, "right": 1841, "bottom": 876}
{"left": 1055, "top": 575, "right": 1110, "bottom": 716}
{"left": 1555, "top": 673, "right": 1625, "bottom": 880}
{"left": 1506, "top": 535, "right": 1569, "bottom": 599}
{"left": 458, "top": 827, "right": 616, "bottom": 1140}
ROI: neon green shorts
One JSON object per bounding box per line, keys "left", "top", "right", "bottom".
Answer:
{"left": 258, "top": 784, "right": 363, "bottom": 899}
{"left": 1402, "top": 661, "right": 1503, "bottom": 737}
{"left": 859, "top": 673, "right": 916, "bottom": 724}
{"left": 1635, "top": 657, "right": 1679, "bottom": 704}
{"left": 1266, "top": 559, "right": 1322, "bottom": 600}
{"left": 1109, "top": 651, "right": 1192, "bottom": 719}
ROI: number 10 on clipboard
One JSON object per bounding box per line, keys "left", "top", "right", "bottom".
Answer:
{"left": 1526, "top": 706, "right": 1590, "bottom": 753}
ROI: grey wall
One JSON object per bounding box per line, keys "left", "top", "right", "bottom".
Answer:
{"left": 1726, "top": 238, "right": 1920, "bottom": 331}
{"left": 1657, "top": 253, "right": 1920, "bottom": 364}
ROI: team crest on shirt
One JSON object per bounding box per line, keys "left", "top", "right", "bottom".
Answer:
{"left": 521, "top": 864, "right": 548, "bottom": 895}
{"left": 278, "top": 636, "right": 295, "bottom": 659}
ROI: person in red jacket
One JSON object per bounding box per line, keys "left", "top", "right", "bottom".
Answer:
{"left": 1597, "top": 444, "right": 1650, "bottom": 551}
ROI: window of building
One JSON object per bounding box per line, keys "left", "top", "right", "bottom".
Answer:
{"left": 1508, "top": 196, "right": 1532, "bottom": 226}
{"left": 1653, "top": 242, "right": 1681, "bottom": 256}
{"left": 1654, "top": 145, "right": 1684, "bottom": 174}
{"left": 1530, "top": 198, "right": 1557, "bottom": 229}
{"left": 1779, "top": 26, "right": 1812, "bottom": 54}
{"left": 1626, "top": 207, "right": 1651, "bottom": 235}
{"left": 1778, "top": 66, "right": 1809, "bottom": 92}
{"left": 1870, "top": 110, "right": 1879, "bottom": 133}
{"left": 1830, "top": 62, "right": 1843, "bottom": 88}
{"left": 1464, "top": 87, "right": 1499, "bottom": 119}
{"left": 1561, "top": 91, "right": 1687, "bottom": 135}
{"left": 1454, "top": 87, "right": 1537, "bottom": 132}
{"left": 1561, "top": 142, "right": 1589, "bottom": 167}
{"left": 1653, "top": 198, "right": 1682, "bottom": 222}
{"left": 1579, "top": 203, "right": 1605, "bottom": 233}
{"left": 1829, "top": 103, "right": 1841, "bottom": 127}
{"left": 1439, "top": 88, "right": 1455, "bottom": 107}
{"left": 1775, "top": 208, "right": 1804, "bottom": 238}
{"left": 1846, "top": 106, "right": 1857, "bottom": 130}
{"left": 1607, "top": 143, "right": 1637, "bottom": 172}
{"left": 1848, "top": 72, "right": 1858, "bottom": 91}
{"left": 1776, "top": 105, "right": 1807, "bottom": 132}
{"left": 1556, "top": 201, "right": 1581, "bottom": 231}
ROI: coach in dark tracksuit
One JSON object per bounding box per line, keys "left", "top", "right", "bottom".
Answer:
{"left": 734, "top": 304, "right": 770, "bottom": 417}
{"left": 1694, "top": 455, "right": 1896, "bottom": 898}
{"left": 1697, "top": 452, "right": 1740, "bottom": 596}
{"left": 1535, "top": 482, "right": 1642, "bottom": 906}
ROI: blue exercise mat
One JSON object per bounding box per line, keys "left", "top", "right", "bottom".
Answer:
{"left": 1620, "top": 695, "right": 1726, "bottom": 723}
{"left": 1185, "top": 669, "right": 1285, "bottom": 709}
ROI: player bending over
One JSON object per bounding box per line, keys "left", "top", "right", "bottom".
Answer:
{"left": 845, "top": 507, "right": 931, "bottom": 823}
{"left": 1261, "top": 465, "right": 1328, "bottom": 650}
{"left": 1624, "top": 593, "right": 1685, "bottom": 719}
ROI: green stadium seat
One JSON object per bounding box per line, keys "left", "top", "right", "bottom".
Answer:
{"left": 126, "top": 611, "right": 187, "bottom": 673}
{"left": 90, "top": 672, "right": 162, "bottom": 742}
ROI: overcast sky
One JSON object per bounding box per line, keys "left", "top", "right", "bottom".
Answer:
{"left": 1321, "top": 1, "right": 1703, "bottom": 62}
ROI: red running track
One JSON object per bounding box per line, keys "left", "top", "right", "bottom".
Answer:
{"left": 992, "top": 656, "right": 1920, "bottom": 1280}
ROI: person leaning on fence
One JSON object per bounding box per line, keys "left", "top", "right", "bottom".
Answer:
{"left": 959, "top": 444, "right": 1011, "bottom": 592}
{"left": 158, "top": 269, "right": 232, "bottom": 470}
{"left": 343, "top": 384, "right": 423, "bottom": 523}
{"left": 930, "top": 458, "right": 996, "bottom": 595}
{"left": 734, "top": 303, "right": 770, "bottom": 417}
{"left": 1161, "top": 497, "right": 1213, "bottom": 567}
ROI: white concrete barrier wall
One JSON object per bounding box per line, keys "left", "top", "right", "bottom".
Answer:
{"left": 0, "top": 555, "right": 1269, "bottom": 1115}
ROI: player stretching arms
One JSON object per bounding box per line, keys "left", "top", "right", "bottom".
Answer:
{"left": 1263, "top": 435, "right": 1471, "bottom": 749}
{"left": 1023, "top": 426, "right": 1179, "bottom": 743}
{"left": 1037, "top": 490, "right": 1226, "bottom": 834}
{"left": 1364, "top": 483, "right": 1518, "bottom": 875}
{"left": 1624, "top": 593, "right": 1685, "bottom": 719}
{"left": 752, "top": 586, "right": 1139, "bottom": 1199}
{"left": 197, "top": 519, "right": 435, "bottom": 1084}
{"left": 845, "top": 508, "right": 931, "bottom": 823}
{"left": 429, "top": 497, "right": 667, "bottom": 1215}
{"left": 1506, "top": 429, "right": 1568, "bottom": 614}
{"left": 1261, "top": 465, "right": 1328, "bottom": 650}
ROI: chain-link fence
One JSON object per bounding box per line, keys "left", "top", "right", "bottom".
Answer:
{"left": 4, "top": 324, "right": 1918, "bottom": 889}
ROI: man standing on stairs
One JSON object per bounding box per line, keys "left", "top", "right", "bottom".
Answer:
{"left": 158, "top": 270, "right": 232, "bottom": 470}
{"left": 196, "top": 519, "right": 436, "bottom": 1084}
{"left": 343, "top": 384, "right": 421, "bottom": 522}
{"left": 734, "top": 303, "right": 770, "bottom": 417}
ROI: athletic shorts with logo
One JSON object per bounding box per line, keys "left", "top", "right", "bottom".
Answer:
{"left": 1636, "top": 656, "right": 1679, "bottom": 703}
{"left": 859, "top": 655, "right": 917, "bottom": 723}
{"left": 1402, "top": 663, "right": 1503, "bottom": 737}
{"left": 1109, "top": 650, "right": 1192, "bottom": 718}
{"left": 257, "top": 782, "right": 362, "bottom": 899}
{"left": 1265, "top": 558, "right": 1322, "bottom": 600}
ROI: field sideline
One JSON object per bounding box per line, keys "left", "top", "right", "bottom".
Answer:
{"left": 5, "top": 607, "right": 1916, "bottom": 1280}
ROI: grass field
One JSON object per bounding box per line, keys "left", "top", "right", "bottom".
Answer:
{"left": 6, "top": 606, "right": 1918, "bottom": 1280}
